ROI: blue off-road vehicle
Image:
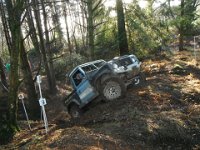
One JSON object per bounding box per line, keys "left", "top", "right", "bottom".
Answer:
{"left": 64, "top": 54, "right": 144, "bottom": 118}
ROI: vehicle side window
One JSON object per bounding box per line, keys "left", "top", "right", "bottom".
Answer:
{"left": 82, "top": 65, "right": 96, "bottom": 73}
{"left": 73, "top": 70, "right": 85, "bottom": 86}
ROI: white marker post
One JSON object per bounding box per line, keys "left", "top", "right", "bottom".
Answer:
{"left": 194, "top": 36, "right": 197, "bottom": 61}
{"left": 18, "top": 94, "right": 32, "bottom": 131}
{"left": 194, "top": 35, "right": 200, "bottom": 62}
{"left": 37, "top": 75, "right": 48, "bottom": 134}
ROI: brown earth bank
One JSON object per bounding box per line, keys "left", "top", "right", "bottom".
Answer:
{"left": 1, "top": 51, "right": 200, "bottom": 150}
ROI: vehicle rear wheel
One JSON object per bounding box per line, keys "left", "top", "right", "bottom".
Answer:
{"left": 68, "top": 104, "right": 82, "bottom": 118}
{"left": 101, "top": 77, "right": 126, "bottom": 101}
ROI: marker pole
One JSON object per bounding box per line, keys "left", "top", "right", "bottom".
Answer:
{"left": 37, "top": 75, "right": 48, "bottom": 134}
{"left": 19, "top": 94, "right": 32, "bottom": 131}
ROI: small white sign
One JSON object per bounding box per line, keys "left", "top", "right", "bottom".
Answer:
{"left": 39, "top": 98, "right": 47, "bottom": 106}
{"left": 37, "top": 75, "right": 42, "bottom": 84}
{"left": 18, "top": 94, "right": 24, "bottom": 100}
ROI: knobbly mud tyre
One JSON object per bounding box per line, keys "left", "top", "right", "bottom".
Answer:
{"left": 100, "top": 77, "right": 126, "bottom": 101}
{"left": 68, "top": 104, "right": 82, "bottom": 119}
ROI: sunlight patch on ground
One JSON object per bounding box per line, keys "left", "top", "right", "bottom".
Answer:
{"left": 182, "top": 74, "right": 200, "bottom": 93}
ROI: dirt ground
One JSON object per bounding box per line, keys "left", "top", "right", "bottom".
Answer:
{"left": 1, "top": 51, "right": 200, "bottom": 150}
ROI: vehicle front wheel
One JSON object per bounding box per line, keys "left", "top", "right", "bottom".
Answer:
{"left": 68, "top": 104, "right": 82, "bottom": 119}
{"left": 100, "top": 77, "right": 126, "bottom": 101}
{"left": 136, "top": 72, "right": 146, "bottom": 86}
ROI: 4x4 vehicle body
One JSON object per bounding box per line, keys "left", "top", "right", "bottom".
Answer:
{"left": 108, "top": 54, "right": 142, "bottom": 86}
{"left": 64, "top": 55, "right": 143, "bottom": 118}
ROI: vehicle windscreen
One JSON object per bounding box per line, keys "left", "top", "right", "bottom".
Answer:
{"left": 93, "top": 61, "right": 105, "bottom": 68}
{"left": 115, "top": 57, "right": 132, "bottom": 67}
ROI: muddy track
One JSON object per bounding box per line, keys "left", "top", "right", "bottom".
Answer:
{"left": 1, "top": 51, "right": 200, "bottom": 150}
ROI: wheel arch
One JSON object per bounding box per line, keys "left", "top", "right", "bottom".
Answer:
{"left": 67, "top": 100, "right": 80, "bottom": 111}
{"left": 92, "top": 63, "right": 114, "bottom": 84}
{"left": 94, "top": 73, "right": 115, "bottom": 92}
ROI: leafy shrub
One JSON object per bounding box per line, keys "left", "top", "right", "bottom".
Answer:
{"left": 53, "top": 53, "right": 87, "bottom": 79}
{"left": 134, "top": 49, "right": 150, "bottom": 60}
{"left": 28, "top": 48, "right": 40, "bottom": 59}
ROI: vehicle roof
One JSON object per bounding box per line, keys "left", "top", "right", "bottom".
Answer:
{"left": 79, "top": 59, "right": 105, "bottom": 68}
{"left": 69, "top": 59, "right": 106, "bottom": 77}
{"left": 112, "top": 54, "right": 135, "bottom": 60}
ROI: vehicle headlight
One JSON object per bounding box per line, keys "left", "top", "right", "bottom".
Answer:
{"left": 131, "top": 56, "right": 139, "bottom": 63}
{"left": 113, "top": 63, "right": 118, "bottom": 69}
{"left": 114, "top": 66, "right": 125, "bottom": 72}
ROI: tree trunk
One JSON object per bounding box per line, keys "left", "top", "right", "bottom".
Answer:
{"left": 0, "top": 1, "right": 11, "bottom": 54}
{"left": 116, "top": 0, "right": 129, "bottom": 55}
{"left": 26, "top": 0, "right": 40, "bottom": 55}
{"left": 32, "top": 0, "right": 56, "bottom": 93}
{"left": 179, "top": 30, "right": 184, "bottom": 51}
{"left": 79, "top": 1, "right": 87, "bottom": 52}
{"left": 179, "top": 0, "right": 185, "bottom": 51}
{"left": 49, "top": 0, "right": 63, "bottom": 45}
{"left": 63, "top": 3, "right": 72, "bottom": 54}
{"left": 0, "top": 57, "right": 8, "bottom": 91}
{"left": 26, "top": 0, "right": 42, "bottom": 82}
{"left": 87, "top": 0, "right": 95, "bottom": 60}
{"left": 72, "top": 29, "right": 79, "bottom": 54}
{"left": 4, "top": 0, "right": 24, "bottom": 131}
{"left": 20, "top": 41, "right": 40, "bottom": 119}
{"left": 41, "top": 0, "right": 57, "bottom": 94}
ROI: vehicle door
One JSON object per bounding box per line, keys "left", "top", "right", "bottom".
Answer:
{"left": 72, "top": 68, "right": 97, "bottom": 105}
